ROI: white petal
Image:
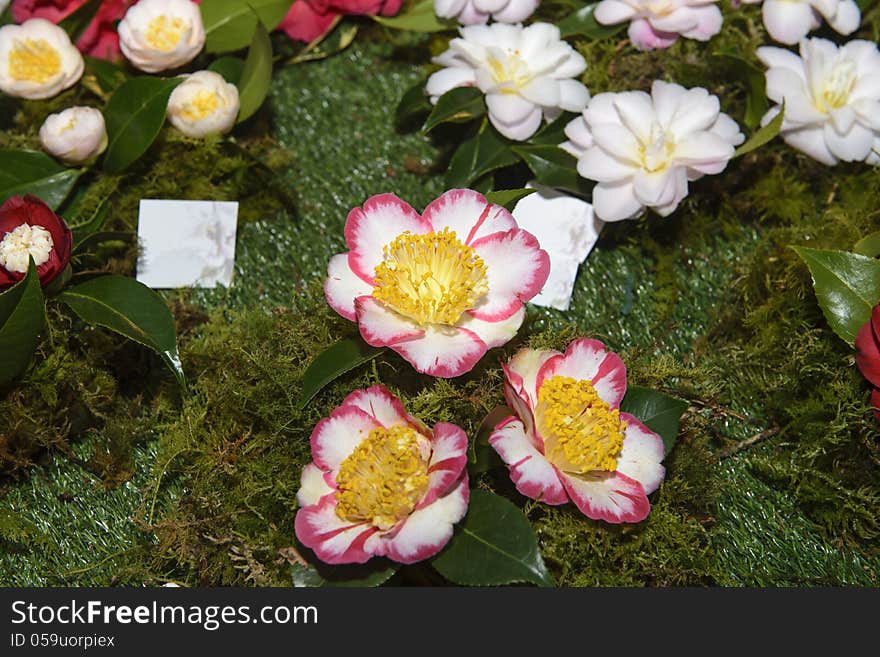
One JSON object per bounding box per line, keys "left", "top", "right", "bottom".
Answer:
{"left": 762, "top": 0, "right": 815, "bottom": 45}
{"left": 823, "top": 121, "right": 873, "bottom": 162}
{"left": 592, "top": 180, "right": 644, "bottom": 222}
{"left": 426, "top": 67, "right": 476, "bottom": 100}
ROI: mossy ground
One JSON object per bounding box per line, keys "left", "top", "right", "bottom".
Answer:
{"left": 2, "top": 7, "right": 880, "bottom": 586}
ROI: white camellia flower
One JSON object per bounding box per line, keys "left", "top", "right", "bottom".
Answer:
{"left": 0, "top": 18, "right": 83, "bottom": 100}
{"left": 166, "top": 71, "right": 240, "bottom": 138}
{"left": 0, "top": 224, "right": 53, "bottom": 274}
{"left": 740, "top": 0, "right": 859, "bottom": 46}
{"left": 563, "top": 80, "right": 744, "bottom": 221}
{"left": 434, "top": 0, "right": 540, "bottom": 25}
{"left": 426, "top": 23, "right": 589, "bottom": 141}
{"left": 594, "top": 0, "right": 723, "bottom": 51}
{"left": 39, "top": 107, "right": 108, "bottom": 165}
{"left": 118, "top": 0, "right": 205, "bottom": 73}
{"left": 758, "top": 38, "right": 880, "bottom": 166}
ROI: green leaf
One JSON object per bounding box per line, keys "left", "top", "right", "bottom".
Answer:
{"left": 485, "top": 188, "right": 536, "bottom": 212}
{"left": 528, "top": 111, "right": 577, "bottom": 145}
{"left": 0, "top": 2, "right": 13, "bottom": 26}
{"left": 72, "top": 231, "right": 135, "bottom": 256}
{"left": 433, "top": 490, "right": 555, "bottom": 587}
{"left": 237, "top": 21, "right": 273, "bottom": 124}
{"left": 297, "top": 337, "right": 384, "bottom": 410}
{"left": 58, "top": 0, "right": 103, "bottom": 43}
{"left": 0, "top": 260, "right": 45, "bottom": 386}
{"left": 208, "top": 56, "right": 245, "bottom": 85}
{"left": 619, "top": 386, "right": 689, "bottom": 456}
{"left": 201, "top": 0, "right": 293, "bottom": 53}
{"left": 468, "top": 405, "right": 511, "bottom": 474}
{"left": 82, "top": 56, "right": 130, "bottom": 97}
{"left": 0, "top": 150, "right": 82, "bottom": 211}
{"left": 374, "top": 0, "right": 456, "bottom": 32}
{"left": 733, "top": 102, "right": 784, "bottom": 158}
{"left": 102, "top": 77, "right": 183, "bottom": 174}
{"left": 513, "top": 144, "right": 592, "bottom": 196}
{"left": 558, "top": 2, "right": 625, "bottom": 39}
{"left": 445, "top": 121, "right": 518, "bottom": 188}
{"left": 59, "top": 275, "right": 186, "bottom": 389}
{"left": 396, "top": 78, "right": 431, "bottom": 127}
{"left": 713, "top": 49, "right": 770, "bottom": 129}
{"left": 792, "top": 246, "right": 880, "bottom": 346}
{"left": 287, "top": 20, "right": 358, "bottom": 65}
{"left": 423, "top": 87, "right": 486, "bottom": 133}
{"left": 291, "top": 547, "right": 397, "bottom": 587}
{"left": 70, "top": 198, "right": 110, "bottom": 244}
{"left": 854, "top": 231, "right": 880, "bottom": 258}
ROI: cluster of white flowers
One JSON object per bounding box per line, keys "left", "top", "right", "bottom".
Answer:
{"left": 741, "top": 0, "right": 859, "bottom": 45}
{"left": 435, "top": 0, "right": 540, "bottom": 25}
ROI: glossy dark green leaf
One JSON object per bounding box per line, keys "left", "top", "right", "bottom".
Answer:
{"left": 558, "top": 2, "right": 625, "bottom": 39}
{"left": 713, "top": 49, "right": 770, "bottom": 129}
{"left": 297, "top": 337, "right": 384, "bottom": 410}
{"left": 792, "top": 246, "right": 880, "bottom": 346}
{"left": 485, "top": 188, "right": 536, "bottom": 212}
{"left": 0, "top": 150, "right": 82, "bottom": 211}
{"left": 83, "top": 56, "right": 130, "bottom": 96}
{"left": 513, "top": 144, "right": 592, "bottom": 196}
{"left": 374, "top": 0, "right": 455, "bottom": 32}
{"left": 0, "top": 2, "right": 13, "bottom": 26}
{"left": 291, "top": 547, "right": 397, "bottom": 587}
{"left": 102, "top": 77, "right": 182, "bottom": 174}
{"left": 433, "top": 489, "right": 555, "bottom": 587}
{"left": 396, "top": 78, "right": 431, "bottom": 127}
{"left": 72, "top": 231, "right": 134, "bottom": 256}
{"left": 619, "top": 386, "right": 689, "bottom": 455}
{"left": 734, "top": 102, "right": 784, "bottom": 158}
{"left": 59, "top": 275, "right": 186, "bottom": 389}
{"left": 237, "top": 22, "right": 273, "bottom": 123}
{"left": 529, "top": 111, "right": 577, "bottom": 145}
{"left": 0, "top": 260, "right": 45, "bottom": 386}
{"left": 423, "top": 86, "right": 485, "bottom": 133}
{"left": 854, "top": 231, "right": 880, "bottom": 258}
{"left": 201, "top": 0, "right": 293, "bottom": 53}
{"left": 70, "top": 198, "right": 109, "bottom": 244}
{"left": 468, "top": 405, "right": 511, "bottom": 474}
{"left": 445, "top": 121, "right": 518, "bottom": 188}
{"left": 58, "top": 0, "right": 103, "bottom": 42}
{"left": 209, "top": 56, "right": 245, "bottom": 85}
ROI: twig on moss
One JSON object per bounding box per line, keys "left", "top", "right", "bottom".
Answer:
{"left": 719, "top": 428, "right": 779, "bottom": 460}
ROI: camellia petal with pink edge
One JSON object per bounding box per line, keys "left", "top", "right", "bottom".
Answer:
{"left": 489, "top": 338, "right": 667, "bottom": 523}
{"left": 294, "top": 386, "right": 469, "bottom": 565}
{"left": 325, "top": 189, "right": 550, "bottom": 378}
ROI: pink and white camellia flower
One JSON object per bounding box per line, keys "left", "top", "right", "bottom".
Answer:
{"left": 490, "top": 339, "right": 666, "bottom": 523}
{"left": 758, "top": 38, "right": 880, "bottom": 166}
{"left": 562, "top": 80, "right": 744, "bottom": 221}
{"left": 295, "top": 385, "right": 469, "bottom": 564}
{"left": 740, "top": 0, "right": 859, "bottom": 46}
{"left": 434, "top": 0, "right": 540, "bottom": 25}
{"left": 594, "top": 0, "right": 723, "bottom": 51}
{"left": 325, "top": 190, "right": 550, "bottom": 378}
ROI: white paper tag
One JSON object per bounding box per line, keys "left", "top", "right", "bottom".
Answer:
{"left": 136, "top": 199, "right": 238, "bottom": 289}
{"left": 512, "top": 185, "right": 603, "bottom": 311}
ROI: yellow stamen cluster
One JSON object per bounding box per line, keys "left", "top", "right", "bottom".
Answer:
{"left": 8, "top": 39, "right": 61, "bottom": 83}
{"left": 372, "top": 228, "right": 489, "bottom": 326}
{"left": 335, "top": 426, "right": 430, "bottom": 530}
{"left": 487, "top": 50, "right": 532, "bottom": 93}
{"left": 177, "top": 90, "right": 221, "bottom": 121}
{"left": 537, "top": 375, "right": 626, "bottom": 473}
{"left": 145, "top": 15, "right": 186, "bottom": 52}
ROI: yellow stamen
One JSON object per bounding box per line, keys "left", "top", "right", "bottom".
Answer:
{"left": 8, "top": 39, "right": 61, "bottom": 83}
{"left": 372, "top": 228, "right": 489, "bottom": 326}
{"left": 815, "top": 60, "right": 857, "bottom": 113}
{"left": 335, "top": 426, "right": 430, "bottom": 530}
{"left": 177, "top": 90, "right": 220, "bottom": 121}
{"left": 537, "top": 375, "right": 626, "bottom": 473}
{"left": 145, "top": 15, "right": 186, "bottom": 52}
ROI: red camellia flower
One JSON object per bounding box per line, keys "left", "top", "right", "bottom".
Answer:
{"left": 0, "top": 195, "right": 72, "bottom": 290}
{"left": 279, "top": 0, "right": 403, "bottom": 43}
{"left": 855, "top": 305, "right": 880, "bottom": 421}
{"left": 12, "top": 0, "right": 135, "bottom": 61}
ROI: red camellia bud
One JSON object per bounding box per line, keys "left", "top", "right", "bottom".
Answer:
{"left": 855, "top": 305, "right": 880, "bottom": 422}
{"left": 0, "top": 195, "right": 73, "bottom": 291}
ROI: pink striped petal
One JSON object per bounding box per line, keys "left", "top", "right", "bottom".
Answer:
{"left": 559, "top": 470, "right": 650, "bottom": 523}
{"left": 390, "top": 326, "right": 488, "bottom": 378}
{"left": 418, "top": 422, "right": 469, "bottom": 509}
{"left": 421, "top": 189, "right": 517, "bottom": 246}
{"left": 506, "top": 347, "right": 559, "bottom": 406}
{"left": 536, "top": 338, "right": 627, "bottom": 408}
{"left": 325, "top": 253, "right": 373, "bottom": 321}
{"left": 616, "top": 413, "right": 666, "bottom": 495}
{"left": 340, "top": 385, "right": 421, "bottom": 430}
{"left": 294, "top": 495, "right": 378, "bottom": 565}
{"left": 369, "top": 475, "right": 469, "bottom": 564}
{"left": 297, "top": 462, "right": 335, "bottom": 507}
{"left": 354, "top": 296, "right": 425, "bottom": 347}
{"left": 470, "top": 228, "right": 551, "bottom": 321}
{"left": 490, "top": 417, "right": 568, "bottom": 504}
{"left": 310, "top": 405, "right": 379, "bottom": 473}
{"left": 344, "top": 193, "right": 430, "bottom": 283}
{"left": 458, "top": 305, "right": 525, "bottom": 349}
{"left": 503, "top": 373, "right": 537, "bottom": 436}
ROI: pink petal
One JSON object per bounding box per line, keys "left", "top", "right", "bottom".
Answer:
{"left": 297, "top": 462, "right": 335, "bottom": 507}
{"left": 559, "top": 470, "right": 651, "bottom": 523}
{"left": 294, "top": 495, "right": 379, "bottom": 565}
{"left": 458, "top": 305, "right": 525, "bottom": 349}
{"left": 536, "top": 338, "right": 627, "bottom": 408}
{"left": 616, "top": 413, "right": 666, "bottom": 495}
{"left": 490, "top": 417, "right": 569, "bottom": 504}
{"left": 325, "top": 253, "right": 373, "bottom": 321}
{"left": 502, "top": 373, "right": 538, "bottom": 436}
{"left": 340, "top": 385, "right": 420, "bottom": 430}
{"left": 354, "top": 296, "right": 425, "bottom": 347}
{"left": 310, "top": 405, "right": 380, "bottom": 473}
{"left": 390, "top": 326, "right": 488, "bottom": 378}
{"left": 470, "top": 228, "right": 551, "bottom": 321}
{"left": 421, "top": 188, "right": 517, "bottom": 245}
{"left": 344, "top": 193, "right": 430, "bottom": 283}
{"left": 855, "top": 317, "right": 880, "bottom": 388}
{"left": 505, "top": 347, "right": 559, "bottom": 406}
{"left": 418, "top": 422, "right": 469, "bottom": 509}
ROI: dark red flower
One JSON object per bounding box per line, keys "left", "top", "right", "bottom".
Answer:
{"left": 0, "top": 195, "right": 72, "bottom": 290}
{"left": 279, "top": 0, "right": 403, "bottom": 43}
{"left": 855, "top": 305, "right": 880, "bottom": 421}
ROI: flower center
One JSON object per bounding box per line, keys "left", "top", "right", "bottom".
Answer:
{"left": 145, "top": 15, "right": 186, "bottom": 52}
{"left": 644, "top": 0, "right": 676, "bottom": 16}
{"left": 177, "top": 90, "right": 221, "bottom": 121}
{"left": 638, "top": 123, "right": 675, "bottom": 173}
{"left": 537, "top": 375, "right": 626, "bottom": 474}
{"left": 8, "top": 39, "right": 61, "bottom": 83}
{"left": 335, "top": 425, "right": 431, "bottom": 530}
{"left": 372, "top": 228, "right": 489, "bottom": 326}
{"left": 487, "top": 49, "right": 533, "bottom": 93}
{"left": 816, "top": 59, "right": 857, "bottom": 113}
{"left": 0, "top": 224, "right": 54, "bottom": 274}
